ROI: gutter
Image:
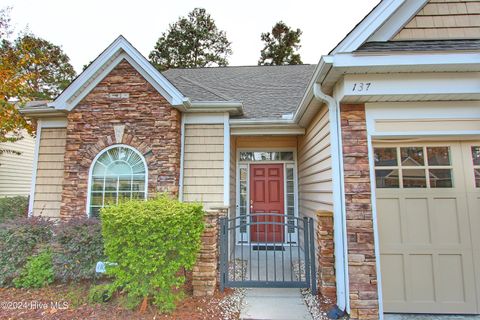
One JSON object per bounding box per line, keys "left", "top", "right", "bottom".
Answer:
{"left": 182, "top": 100, "right": 244, "bottom": 116}
{"left": 19, "top": 106, "right": 67, "bottom": 118}
{"left": 307, "top": 56, "right": 349, "bottom": 314}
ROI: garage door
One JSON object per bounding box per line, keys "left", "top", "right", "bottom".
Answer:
{"left": 375, "top": 141, "right": 480, "bottom": 314}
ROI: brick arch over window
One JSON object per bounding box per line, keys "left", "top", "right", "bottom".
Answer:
{"left": 80, "top": 134, "right": 153, "bottom": 168}
{"left": 60, "top": 60, "right": 181, "bottom": 219}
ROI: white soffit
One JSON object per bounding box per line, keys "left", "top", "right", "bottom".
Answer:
{"left": 51, "top": 35, "right": 187, "bottom": 111}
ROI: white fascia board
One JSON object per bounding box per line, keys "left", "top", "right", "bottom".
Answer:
{"left": 40, "top": 118, "right": 68, "bottom": 128}
{"left": 230, "top": 118, "right": 296, "bottom": 126}
{"left": 52, "top": 36, "right": 187, "bottom": 110}
{"left": 369, "top": 0, "right": 428, "bottom": 41}
{"left": 331, "top": 0, "right": 404, "bottom": 54}
{"left": 231, "top": 126, "right": 305, "bottom": 136}
{"left": 19, "top": 106, "right": 67, "bottom": 117}
{"left": 337, "top": 72, "right": 480, "bottom": 102}
{"left": 183, "top": 112, "right": 226, "bottom": 124}
{"left": 293, "top": 56, "right": 334, "bottom": 124}
{"left": 332, "top": 52, "right": 480, "bottom": 70}
{"left": 230, "top": 118, "right": 305, "bottom": 135}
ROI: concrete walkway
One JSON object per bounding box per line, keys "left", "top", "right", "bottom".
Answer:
{"left": 240, "top": 288, "right": 312, "bottom": 320}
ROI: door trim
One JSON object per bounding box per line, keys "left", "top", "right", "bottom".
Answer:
{"left": 236, "top": 148, "right": 299, "bottom": 245}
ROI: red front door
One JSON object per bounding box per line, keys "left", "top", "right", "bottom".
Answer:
{"left": 250, "top": 164, "right": 284, "bottom": 243}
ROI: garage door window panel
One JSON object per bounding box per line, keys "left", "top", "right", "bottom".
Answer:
{"left": 374, "top": 146, "right": 453, "bottom": 189}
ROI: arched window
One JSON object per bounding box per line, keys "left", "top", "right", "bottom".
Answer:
{"left": 88, "top": 145, "right": 147, "bottom": 217}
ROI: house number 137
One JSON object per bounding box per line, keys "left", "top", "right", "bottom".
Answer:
{"left": 352, "top": 82, "right": 371, "bottom": 92}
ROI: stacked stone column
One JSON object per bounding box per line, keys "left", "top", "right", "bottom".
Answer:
{"left": 316, "top": 210, "right": 337, "bottom": 304}
{"left": 192, "top": 209, "right": 226, "bottom": 296}
{"left": 340, "top": 104, "right": 379, "bottom": 320}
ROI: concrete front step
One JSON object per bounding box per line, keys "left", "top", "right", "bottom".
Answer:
{"left": 240, "top": 288, "right": 312, "bottom": 320}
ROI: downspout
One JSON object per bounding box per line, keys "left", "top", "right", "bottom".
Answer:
{"left": 312, "top": 83, "right": 350, "bottom": 315}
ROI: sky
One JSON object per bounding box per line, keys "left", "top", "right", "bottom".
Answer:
{"left": 2, "top": 0, "right": 379, "bottom": 73}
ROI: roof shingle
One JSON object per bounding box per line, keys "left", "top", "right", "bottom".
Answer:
{"left": 356, "top": 39, "right": 480, "bottom": 52}
{"left": 162, "top": 65, "right": 315, "bottom": 120}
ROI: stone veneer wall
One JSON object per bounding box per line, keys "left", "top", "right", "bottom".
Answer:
{"left": 316, "top": 210, "right": 337, "bottom": 304}
{"left": 340, "top": 104, "right": 379, "bottom": 320}
{"left": 192, "top": 209, "right": 227, "bottom": 296}
{"left": 60, "top": 60, "right": 181, "bottom": 218}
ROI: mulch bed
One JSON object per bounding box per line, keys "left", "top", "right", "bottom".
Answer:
{"left": 0, "top": 279, "right": 237, "bottom": 320}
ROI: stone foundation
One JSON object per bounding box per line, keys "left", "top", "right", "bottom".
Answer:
{"left": 316, "top": 210, "right": 337, "bottom": 304}
{"left": 192, "top": 209, "right": 227, "bottom": 296}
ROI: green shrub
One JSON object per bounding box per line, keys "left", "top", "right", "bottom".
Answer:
{"left": 0, "top": 217, "right": 53, "bottom": 286}
{"left": 88, "top": 283, "right": 115, "bottom": 304}
{"left": 0, "top": 196, "right": 28, "bottom": 222}
{"left": 101, "top": 195, "right": 204, "bottom": 312}
{"left": 53, "top": 217, "right": 105, "bottom": 282}
{"left": 13, "top": 250, "right": 54, "bottom": 288}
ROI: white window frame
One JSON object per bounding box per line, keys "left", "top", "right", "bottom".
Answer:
{"left": 86, "top": 144, "right": 148, "bottom": 217}
{"left": 235, "top": 148, "right": 299, "bottom": 245}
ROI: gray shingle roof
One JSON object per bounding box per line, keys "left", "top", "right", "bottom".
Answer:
{"left": 162, "top": 65, "right": 316, "bottom": 120}
{"left": 356, "top": 39, "right": 480, "bottom": 52}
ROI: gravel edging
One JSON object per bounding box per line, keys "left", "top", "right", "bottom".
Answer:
{"left": 217, "top": 259, "right": 247, "bottom": 320}
{"left": 292, "top": 260, "right": 331, "bottom": 320}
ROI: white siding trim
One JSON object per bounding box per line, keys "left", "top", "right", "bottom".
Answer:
{"left": 224, "top": 113, "right": 230, "bottom": 207}
{"left": 184, "top": 113, "right": 225, "bottom": 124}
{"left": 365, "top": 101, "right": 480, "bottom": 138}
{"left": 235, "top": 148, "right": 299, "bottom": 245}
{"left": 41, "top": 118, "right": 67, "bottom": 128}
{"left": 366, "top": 133, "right": 385, "bottom": 320}
{"left": 331, "top": 0, "right": 405, "bottom": 53}
{"left": 332, "top": 52, "right": 480, "bottom": 70}
{"left": 179, "top": 115, "right": 185, "bottom": 201}
{"left": 369, "top": 0, "right": 429, "bottom": 42}
{"left": 28, "top": 120, "right": 42, "bottom": 216}
{"left": 337, "top": 72, "right": 480, "bottom": 103}
{"left": 53, "top": 36, "right": 186, "bottom": 110}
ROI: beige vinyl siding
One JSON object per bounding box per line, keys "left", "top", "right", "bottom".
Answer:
{"left": 0, "top": 131, "right": 35, "bottom": 197}
{"left": 32, "top": 128, "right": 66, "bottom": 217}
{"left": 394, "top": 0, "right": 480, "bottom": 40}
{"left": 183, "top": 124, "right": 224, "bottom": 209}
{"left": 297, "top": 105, "right": 333, "bottom": 221}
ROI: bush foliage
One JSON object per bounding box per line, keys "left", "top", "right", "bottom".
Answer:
{"left": 13, "top": 249, "right": 54, "bottom": 288}
{"left": 101, "top": 195, "right": 205, "bottom": 311}
{"left": 53, "top": 217, "right": 105, "bottom": 282}
{"left": 0, "top": 217, "right": 53, "bottom": 286}
{"left": 0, "top": 196, "right": 28, "bottom": 222}
{"left": 0, "top": 216, "right": 104, "bottom": 287}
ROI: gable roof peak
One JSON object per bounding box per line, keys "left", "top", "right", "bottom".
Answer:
{"left": 50, "top": 35, "right": 187, "bottom": 111}
{"left": 331, "top": 0, "right": 429, "bottom": 54}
